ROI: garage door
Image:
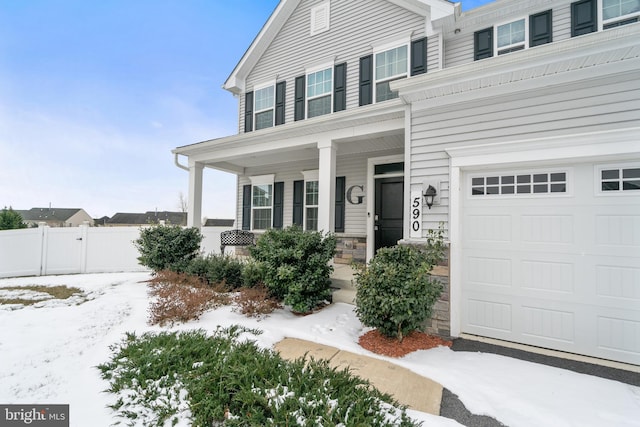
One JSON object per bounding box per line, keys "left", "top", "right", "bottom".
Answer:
{"left": 461, "top": 161, "right": 640, "bottom": 365}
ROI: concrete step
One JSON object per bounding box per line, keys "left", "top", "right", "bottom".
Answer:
{"left": 332, "top": 288, "right": 356, "bottom": 305}
{"left": 330, "top": 276, "right": 356, "bottom": 290}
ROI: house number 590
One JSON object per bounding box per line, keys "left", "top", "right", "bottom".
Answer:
{"left": 410, "top": 191, "right": 422, "bottom": 238}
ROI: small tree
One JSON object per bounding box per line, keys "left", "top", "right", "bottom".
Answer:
{"left": 355, "top": 226, "right": 445, "bottom": 342}
{"left": 0, "top": 206, "right": 27, "bottom": 230}
{"left": 134, "top": 225, "right": 203, "bottom": 273}
{"left": 249, "top": 226, "right": 336, "bottom": 313}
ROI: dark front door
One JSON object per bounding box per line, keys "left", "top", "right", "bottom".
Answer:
{"left": 374, "top": 176, "right": 404, "bottom": 252}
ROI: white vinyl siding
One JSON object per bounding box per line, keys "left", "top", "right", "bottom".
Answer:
{"left": 239, "top": 0, "right": 426, "bottom": 132}
{"left": 236, "top": 153, "right": 380, "bottom": 236}
{"left": 409, "top": 72, "right": 640, "bottom": 233}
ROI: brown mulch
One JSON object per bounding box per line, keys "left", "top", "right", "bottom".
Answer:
{"left": 358, "top": 329, "right": 452, "bottom": 358}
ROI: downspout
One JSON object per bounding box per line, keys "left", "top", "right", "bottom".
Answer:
{"left": 174, "top": 153, "right": 189, "bottom": 171}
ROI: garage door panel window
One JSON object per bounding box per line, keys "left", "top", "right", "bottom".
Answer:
{"left": 471, "top": 171, "right": 567, "bottom": 196}
{"left": 599, "top": 164, "right": 640, "bottom": 193}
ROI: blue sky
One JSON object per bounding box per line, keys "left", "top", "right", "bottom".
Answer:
{"left": 0, "top": 0, "right": 492, "bottom": 219}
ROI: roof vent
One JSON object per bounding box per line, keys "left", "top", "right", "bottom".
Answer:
{"left": 310, "top": 1, "right": 330, "bottom": 36}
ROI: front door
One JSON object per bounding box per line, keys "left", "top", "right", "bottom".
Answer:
{"left": 374, "top": 176, "right": 404, "bottom": 252}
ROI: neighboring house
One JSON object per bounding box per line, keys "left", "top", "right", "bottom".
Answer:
{"left": 204, "top": 218, "right": 235, "bottom": 227}
{"left": 104, "top": 211, "right": 187, "bottom": 226}
{"left": 17, "top": 207, "right": 94, "bottom": 227}
{"left": 173, "top": 0, "right": 640, "bottom": 365}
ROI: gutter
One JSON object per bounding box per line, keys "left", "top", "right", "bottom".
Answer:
{"left": 174, "top": 153, "right": 189, "bottom": 171}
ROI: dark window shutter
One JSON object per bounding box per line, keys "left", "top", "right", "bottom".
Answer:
{"left": 530, "top": 10, "right": 553, "bottom": 46}
{"left": 410, "top": 37, "right": 428, "bottom": 76}
{"left": 244, "top": 92, "right": 253, "bottom": 132}
{"left": 242, "top": 185, "right": 251, "bottom": 230}
{"left": 273, "top": 182, "right": 284, "bottom": 229}
{"left": 334, "top": 62, "right": 347, "bottom": 112}
{"left": 335, "top": 176, "right": 345, "bottom": 233}
{"left": 275, "top": 82, "right": 286, "bottom": 126}
{"left": 571, "top": 0, "right": 597, "bottom": 37}
{"left": 294, "top": 75, "right": 305, "bottom": 121}
{"left": 474, "top": 27, "right": 494, "bottom": 60}
{"left": 292, "top": 180, "right": 304, "bottom": 226}
{"left": 359, "top": 55, "right": 373, "bottom": 106}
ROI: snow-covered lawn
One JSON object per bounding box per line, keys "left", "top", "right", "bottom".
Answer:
{"left": 0, "top": 273, "right": 638, "bottom": 426}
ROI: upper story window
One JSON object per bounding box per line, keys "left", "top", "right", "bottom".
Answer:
{"left": 602, "top": 0, "right": 640, "bottom": 27}
{"left": 496, "top": 18, "right": 527, "bottom": 54}
{"left": 572, "top": 0, "right": 639, "bottom": 37}
{"left": 307, "top": 68, "right": 332, "bottom": 118}
{"left": 474, "top": 10, "right": 552, "bottom": 60}
{"left": 254, "top": 85, "right": 275, "bottom": 130}
{"left": 375, "top": 45, "right": 408, "bottom": 102}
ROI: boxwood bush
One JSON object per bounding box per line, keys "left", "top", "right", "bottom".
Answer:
{"left": 355, "top": 227, "right": 445, "bottom": 341}
{"left": 185, "top": 254, "right": 244, "bottom": 289}
{"left": 249, "top": 226, "right": 336, "bottom": 313}
{"left": 134, "top": 225, "right": 203, "bottom": 273}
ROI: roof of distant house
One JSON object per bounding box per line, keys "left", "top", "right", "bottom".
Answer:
{"left": 106, "top": 211, "right": 187, "bottom": 225}
{"left": 16, "top": 208, "right": 86, "bottom": 222}
{"left": 204, "top": 219, "right": 235, "bottom": 227}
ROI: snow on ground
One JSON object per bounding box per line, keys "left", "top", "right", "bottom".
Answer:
{"left": 0, "top": 273, "right": 638, "bottom": 427}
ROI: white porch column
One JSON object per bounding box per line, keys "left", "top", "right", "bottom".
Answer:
{"left": 317, "top": 139, "right": 336, "bottom": 233}
{"left": 187, "top": 161, "right": 204, "bottom": 228}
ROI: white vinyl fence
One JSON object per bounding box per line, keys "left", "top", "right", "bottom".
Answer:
{"left": 0, "top": 225, "right": 228, "bottom": 279}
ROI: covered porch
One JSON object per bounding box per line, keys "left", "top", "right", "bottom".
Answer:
{"left": 173, "top": 100, "right": 409, "bottom": 262}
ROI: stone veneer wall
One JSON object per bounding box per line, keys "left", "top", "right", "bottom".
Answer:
{"left": 399, "top": 242, "right": 451, "bottom": 339}
{"left": 334, "top": 235, "right": 367, "bottom": 265}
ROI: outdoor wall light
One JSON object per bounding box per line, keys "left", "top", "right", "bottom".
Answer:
{"left": 423, "top": 185, "right": 437, "bottom": 209}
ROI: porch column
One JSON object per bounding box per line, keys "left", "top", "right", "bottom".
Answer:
{"left": 317, "top": 139, "right": 336, "bottom": 233}
{"left": 187, "top": 161, "right": 204, "bottom": 228}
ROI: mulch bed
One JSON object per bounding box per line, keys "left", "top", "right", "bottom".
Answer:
{"left": 359, "top": 329, "right": 452, "bottom": 358}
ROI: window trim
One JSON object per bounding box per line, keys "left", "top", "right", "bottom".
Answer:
{"left": 302, "top": 170, "right": 319, "bottom": 231}
{"left": 599, "top": 0, "right": 640, "bottom": 28}
{"left": 253, "top": 81, "right": 276, "bottom": 130}
{"left": 467, "top": 168, "right": 572, "bottom": 199}
{"left": 373, "top": 39, "right": 409, "bottom": 103}
{"left": 494, "top": 17, "right": 529, "bottom": 55}
{"left": 305, "top": 63, "right": 333, "bottom": 119}
{"left": 595, "top": 162, "right": 640, "bottom": 195}
{"left": 249, "top": 174, "right": 275, "bottom": 230}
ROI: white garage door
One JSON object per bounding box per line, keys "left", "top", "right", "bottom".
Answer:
{"left": 461, "top": 161, "right": 640, "bottom": 365}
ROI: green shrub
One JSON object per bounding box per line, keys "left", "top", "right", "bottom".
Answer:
{"left": 98, "top": 327, "right": 420, "bottom": 426}
{"left": 249, "top": 226, "right": 336, "bottom": 313}
{"left": 355, "top": 227, "right": 446, "bottom": 341}
{"left": 241, "top": 259, "right": 266, "bottom": 288}
{"left": 186, "top": 254, "right": 244, "bottom": 289}
{"left": 134, "top": 225, "right": 203, "bottom": 273}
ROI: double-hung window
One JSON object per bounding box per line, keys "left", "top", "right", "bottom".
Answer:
{"left": 302, "top": 170, "right": 319, "bottom": 231}
{"left": 602, "top": 0, "right": 640, "bottom": 28}
{"left": 496, "top": 18, "right": 527, "bottom": 55}
{"left": 254, "top": 84, "right": 275, "bottom": 130}
{"left": 250, "top": 175, "right": 274, "bottom": 230}
{"left": 375, "top": 44, "right": 408, "bottom": 102}
{"left": 307, "top": 67, "right": 332, "bottom": 118}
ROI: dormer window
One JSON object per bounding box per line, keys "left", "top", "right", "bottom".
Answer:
{"left": 602, "top": 0, "right": 640, "bottom": 28}
{"left": 375, "top": 45, "right": 408, "bottom": 102}
{"left": 496, "top": 18, "right": 527, "bottom": 55}
{"left": 254, "top": 84, "right": 275, "bottom": 130}
{"left": 307, "top": 67, "right": 333, "bottom": 118}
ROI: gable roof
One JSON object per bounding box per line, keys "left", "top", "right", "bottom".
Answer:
{"left": 17, "top": 208, "right": 84, "bottom": 222}
{"left": 223, "top": 0, "right": 455, "bottom": 94}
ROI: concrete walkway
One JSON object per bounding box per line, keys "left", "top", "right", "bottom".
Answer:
{"left": 274, "top": 337, "right": 443, "bottom": 416}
